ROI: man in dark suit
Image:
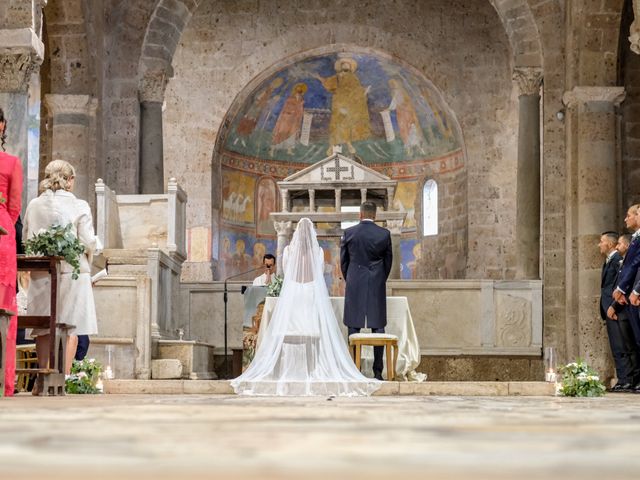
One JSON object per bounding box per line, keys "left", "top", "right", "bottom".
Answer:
{"left": 613, "top": 205, "right": 640, "bottom": 392}
{"left": 608, "top": 234, "right": 640, "bottom": 391}
{"left": 599, "top": 231, "right": 631, "bottom": 390}
{"left": 340, "top": 201, "right": 393, "bottom": 380}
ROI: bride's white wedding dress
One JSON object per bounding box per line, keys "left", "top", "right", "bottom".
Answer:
{"left": 231, "top": 218, "right": 381, "bottom": 396}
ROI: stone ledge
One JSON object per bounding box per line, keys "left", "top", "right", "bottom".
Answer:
{"left": 104, "top": 380, "right": 556, "bottom": 396}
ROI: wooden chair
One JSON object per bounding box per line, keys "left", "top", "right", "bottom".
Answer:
{"left": 349, "top": 333, "right": 399, "bottom": 381}
{"left": 16, "top": 256, "right": 74, "bottom": 396}
{"left": 0, "top": 308, "right": 16, "bottom": 395}
{"left": 15, "top": 344, "right": 38, "bottom": 393}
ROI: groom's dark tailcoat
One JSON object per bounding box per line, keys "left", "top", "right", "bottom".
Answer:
{"left": 340, "top": 220, "right": 393, "bottom": 329}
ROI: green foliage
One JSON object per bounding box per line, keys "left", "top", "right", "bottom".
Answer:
{"left": 65, "top": 358, "right": 103, "bottom": 394}
{"left": 0, "top": 191, "right": 5, "bottom": 204}
{"left": 266, "top": 275, "right": 284, "bottom": 297}
{"left": 24, "top": 224, "right": 86, "bottom": 279}
{"left": 558, "top": 359, "right": 606, "bottom": 397}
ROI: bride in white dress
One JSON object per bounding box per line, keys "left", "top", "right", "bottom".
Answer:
{"left": 231, "top": 218, "right": 380, "bottom": 396}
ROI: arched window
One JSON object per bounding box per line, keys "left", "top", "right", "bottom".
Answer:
{"left": 422, "top": 180, "right": 438, "bottom": 236}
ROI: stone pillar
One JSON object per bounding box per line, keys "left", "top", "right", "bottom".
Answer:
{"left": 630, "top": 0, "right": 640, "bottom": 54}
{"left": 563, "top": 86, "right": 626, "bottom": 378}
{"left": 139, "top": 70, "right": 169, "bottom": 194}
{"left": 387, "top": 219, "right": 403, "bottom": 279}
{"left": 274, "top": 220, "right": 292, "bottom": 275}
{"left": 360, "top": 188, "right": 367, "bottom": 204}
{"left": 335, "top": 187, "right": 342, "bottom": 211}
{"left": 0, "top": 50, "right": 42, "bottom": 206}
{"left": 45, "top": 94, "right": 94, "bottom": 203}
{"left": 513, "top": 67, "right": 543, "bottom": 279}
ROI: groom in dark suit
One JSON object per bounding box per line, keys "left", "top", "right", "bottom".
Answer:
{"left": 340, "top": 201, "right": 393, "bottom": 380}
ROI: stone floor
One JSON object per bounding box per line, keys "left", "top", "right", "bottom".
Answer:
{"left": 1, "top": 394, "right": 639, "bottom": 479}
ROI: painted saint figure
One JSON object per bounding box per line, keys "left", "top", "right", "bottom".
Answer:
{"left": 235, "top": 77, "right": 284, "bottom": 146}
{"left": 386, "top": 79, "right": 427, "bottom": 155}
{"left": 270, "top": 83, "right": 307, "bottom": 155}
{"left": 314, "top": 57, "right": 371, "bottom": 155}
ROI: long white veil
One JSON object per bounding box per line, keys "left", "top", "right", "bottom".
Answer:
{"left": 231, "top": 218, "right": 380, "bottom": 396}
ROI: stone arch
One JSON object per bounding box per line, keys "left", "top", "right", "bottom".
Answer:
{"left": 488, "top": 0, "right": 543, "bottom": 67}
{"left": 138, "top": 0, "right": 201, "bottom": 81}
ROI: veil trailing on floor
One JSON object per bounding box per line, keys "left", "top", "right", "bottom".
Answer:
{"left": 231, "top": 218, "right": 380, "bottom": 396}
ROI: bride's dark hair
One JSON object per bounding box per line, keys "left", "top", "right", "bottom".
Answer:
{"left": 0, "top": 107, "right": 6, "bottom": 151}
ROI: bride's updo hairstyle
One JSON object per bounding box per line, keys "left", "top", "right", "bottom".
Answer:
{"left": 40, "top": 159, "right": 76, "bottom": 192}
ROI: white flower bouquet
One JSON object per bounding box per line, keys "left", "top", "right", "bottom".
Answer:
{"left": 557, "top": 359, "right": 606, "bottom": 397}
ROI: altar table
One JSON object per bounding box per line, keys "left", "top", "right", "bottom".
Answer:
{"left": 258, "top": 296, "right": 426, "bottom": 382}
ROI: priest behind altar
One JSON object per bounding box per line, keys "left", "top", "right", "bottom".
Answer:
{"left": 253, "top": 254, "right": 276, "bottom": 286}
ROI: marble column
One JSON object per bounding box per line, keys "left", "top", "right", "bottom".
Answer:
{"left": 309, "top": 189, "right": 315, "bottom": 212}
{"left": 513, "top": 67, "right": 543, "bottom": 280}
{"left": 563, "top": 86, "right": 626, "bottom": 378}
{"left": 387, "top": 219, "right": 403, "bottom": 279}
{"left": 280, "top": 189, "right": 289, "bottom": 212}
{"left": 139, "top": 70, "right": 169, "bottom": 194}
{"left": 45, "top": 94, "right": 94, "bottom": 204}
{"left": 274, "top": 220, "right": 292, "bottom": 275}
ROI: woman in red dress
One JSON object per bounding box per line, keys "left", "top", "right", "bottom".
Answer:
{"left": 0, "top": 107, "right": 23, "bottom": 397}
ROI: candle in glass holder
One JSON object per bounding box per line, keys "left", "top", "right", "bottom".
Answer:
{"left": 544, "top": 347, "right": 557, "bottom": 382}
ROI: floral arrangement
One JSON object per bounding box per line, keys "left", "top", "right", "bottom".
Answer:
{"left": 557, "top": 359, "right": 606, "bottom": 397}
{"left": 24, "top": 223, "right": 86, "bottom": 279}
{"left": 266, "top": 275, "right": 284, "bottom": 297}
{"left": 65, "top": 358, "right": 103, "bottom": 394}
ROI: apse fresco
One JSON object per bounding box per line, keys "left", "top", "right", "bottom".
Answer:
{"left": 219, "top": 230, "right": 276, "bottom": 280}
{"left": 400, "top": 238, "right": 420, "bottom": 280}
{"left": 217, "top": 50, "right": 465, "bottom": 280}
{"left": 223, "top": 52, "right": 461, "bottom": 165}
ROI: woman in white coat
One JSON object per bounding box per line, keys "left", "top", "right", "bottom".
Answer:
{"left": 23, "top": 160, "right": 101, "bottom": 376}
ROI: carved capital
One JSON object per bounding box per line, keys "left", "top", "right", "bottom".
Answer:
{"left": 45, "top": 94, "right": 91, "bottom": 116}
{"left": 631, "top": 0, "right": 640, "bottom": 54}
{"left": 562, "top": 86, "right": 626, "bottom": 109}
{"left": 387, "top": 219, "right": 404, "bottom": 235}
{"left": 512, "top": 67, "right": 543, "bottom": 96}
{"left": 0, "top": 53, "right": 39, "bottom": 93}
{"left": 273, "top": 220, "right": 293, "bottom": 237}
{"left": 139, "top": 70, "right": 169, "bottom": 103}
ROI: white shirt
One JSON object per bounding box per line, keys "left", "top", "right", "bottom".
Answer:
{"left": 252, "top": 273, "right": 270, "bottom": 286}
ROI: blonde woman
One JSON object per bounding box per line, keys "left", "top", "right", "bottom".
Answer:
{"left": 23, "top": 160, "right": 102, "bottom": 380}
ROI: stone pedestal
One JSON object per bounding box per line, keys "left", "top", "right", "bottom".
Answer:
{"left": 45, "top": 94, "right": 96, "bottom": 205}
{"left": 513, "top": 67, "right": 543, "bottom": 280}
{"left": 563, "top": 86, "right": 626, "bottom": 378}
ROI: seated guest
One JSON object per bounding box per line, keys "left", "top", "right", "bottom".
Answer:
{"left": 23, "top": 160, "right": 102, "bottom": 380}
{"left": 252, "top": 254, "right": 276, "bottom": 286}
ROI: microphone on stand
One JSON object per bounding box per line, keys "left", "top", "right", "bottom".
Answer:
{"left": 223, "top": 266, "right": 264, "bottom": 379}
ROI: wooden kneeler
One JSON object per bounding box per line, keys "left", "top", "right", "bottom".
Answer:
{"left": 16, "top": 256, "right": 72, "bottom": 396}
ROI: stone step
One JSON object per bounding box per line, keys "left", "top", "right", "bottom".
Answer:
{"left": 103, "top": 380, "right": 556, "bottom": 396}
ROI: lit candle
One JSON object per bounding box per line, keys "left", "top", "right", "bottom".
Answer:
{"left": 545, "top": 368, "right": 557, "bottom": 382}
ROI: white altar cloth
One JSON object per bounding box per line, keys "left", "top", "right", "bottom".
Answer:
{"left": 258, "top": 296, "right": 426, "bottom": 382}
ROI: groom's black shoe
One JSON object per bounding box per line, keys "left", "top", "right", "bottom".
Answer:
{"left": 374, "top": 371, "right": 384, "bottom": 381}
